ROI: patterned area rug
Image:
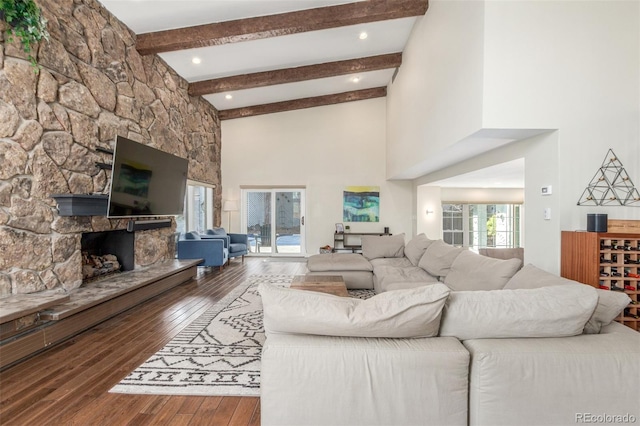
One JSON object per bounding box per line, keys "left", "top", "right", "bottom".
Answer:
{"left": 110, "top": 274, "right": 374, "bottom": 396}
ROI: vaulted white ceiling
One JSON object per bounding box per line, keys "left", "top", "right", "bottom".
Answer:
{"left": 96, "top": 1, "right": 526, "bottom": 188}
{"left": 97, "top": 0, "right": 419, "bottom": 114}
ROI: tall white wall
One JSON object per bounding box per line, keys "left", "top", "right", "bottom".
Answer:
{"left": 388, "top": 0, "right": 640, "bottom": 273}
{"left": 386, "top": 1, "right": 486, "bottom": 179}
{"left": 221, "top": 99, "right": 413, "bottom": 255}
{"left": 482, "top": 0, "right": 640, "bottom": 234}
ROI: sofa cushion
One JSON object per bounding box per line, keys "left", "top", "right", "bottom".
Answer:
{"left": 505, "top": 264, "right": 631, "bottom": 334}
{"left": 206, "top": 228, "right": 227, "bottom": 236}
{"left": 229, "top": 243, "right": 247, "bottom": 253}
{"left": 463, "top": 325, "right": 640, "bottom": 426}
{"left": 478, "top": 247, "right": 524, "bottom": 262}
{"left": 261, "top": 334, "right": 470, "bottom": 426}
{"left": 370, "top": 258, "right": 438, "bottom": 293}
{"left": 373, "top": 265, "right": 439, "bottom": 293}
{"left": 439, "top": 285, "right": 598, "bottom": 339}
{"left": 384, "top": 281, "right": 439, "bottom": 292}
{"left": 404, "top": 233, "right": 435, "bottom": 266}
{"left": 444, "top": 250, "right": 522, "bottom": 291}
{"left": 260, "top": 282, "right": 450, "bottom": 338}
{"left": 370, "top": 257, "right": 413, "bottom": 268}
{"left": 418, "top": 240, "right": 464, "bottom": 278}
{"left": 361, "top": 234, "right": 405, "bottom": 260}
{"left": 307, "top": 253, "right": 373, "bottom": 272}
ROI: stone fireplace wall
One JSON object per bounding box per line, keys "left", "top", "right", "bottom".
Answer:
{"left": 0, "top": 0, "right": 222, "bottom": 296}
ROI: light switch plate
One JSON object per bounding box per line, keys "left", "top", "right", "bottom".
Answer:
{"left": 544, "top": 208, "right": 551, "bottom": 220}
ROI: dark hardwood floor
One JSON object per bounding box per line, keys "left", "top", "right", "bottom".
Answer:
{"left": 0, "top": 257, "right": 307, "bottom": 425}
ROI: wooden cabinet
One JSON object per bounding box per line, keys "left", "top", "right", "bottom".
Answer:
{"left": 561, "top": 231, "right": 640, "bottom": 331}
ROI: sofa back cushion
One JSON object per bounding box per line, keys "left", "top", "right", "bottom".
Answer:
{"left": 418, "top": 240, "right": 464, "bottom": 278}
{"left": 478, "top": 247, "right": 524, "bottom": 263}
{"left": 207, "top": 228, "right": 227, "bottom": 236}
{"left": 505, "top": 264, "right": 631, "bottom": 334}
{"left": 439, "top": 285, "right": 598, "bottom": 339}
{"left": 444, "top": 250, "right": 522, "bottom": 291}
{"left": 404, "top": 233, "right": 436, "bottom": 266}
{"left": 361, "top": 234, "right": 405, "bottom": 260}
{"left": 260, "top": 282, "right": 450, "bottom": 338}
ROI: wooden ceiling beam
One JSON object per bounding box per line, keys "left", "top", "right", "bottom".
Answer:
{"left": 136, "top": 0, "right": 428, "bottom": 55}
{"left": 218, "top": 87, "right": 386, "bottom": 120}
{"left": 189, "top": 53, "right": 402, "bottom": 96}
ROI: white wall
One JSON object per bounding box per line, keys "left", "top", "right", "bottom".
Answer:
{"left": 482, "top": 0, "right": 640, "bottom": 235}
{"left": 386, "top": 1, "right": 486, "bottom": 179}
{"left": 221, "top": 99, "right": 413, "bottom": 255}
{"left": 388, "top": 0, "right": 640, "bottom": 273}
{"left": 416, "top": 186, "right": 442, "bottom": 239}
{"left": 440, "top": 188, "right": 524, "bottom": 204}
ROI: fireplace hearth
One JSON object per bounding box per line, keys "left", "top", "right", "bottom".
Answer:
{"left": 81, "top": 230, "right": 134, "bottom": 283}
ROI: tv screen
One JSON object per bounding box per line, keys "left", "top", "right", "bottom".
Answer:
{"left": 108, "top": 136, "right": 188, "bottom": 218}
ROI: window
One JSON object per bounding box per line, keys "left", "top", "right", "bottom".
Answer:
{"left": 442, "top": 204, "right": 464, "bottom": 246}
{"left": 176, "top": 181, "right": 215, "bottom": 236}
{"left": 442, "top": 204, "right": 521, "bottom": 250}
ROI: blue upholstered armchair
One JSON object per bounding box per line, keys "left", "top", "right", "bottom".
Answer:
{"left": 177, "top": 232, "right": 228, "bottom": 270}
{"left": 204, "top": 228, "right": 248, "bottom": 263}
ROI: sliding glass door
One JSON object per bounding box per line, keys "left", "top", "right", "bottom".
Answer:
{"left": 243, "top": 188, "right": 305, "bottom": 255}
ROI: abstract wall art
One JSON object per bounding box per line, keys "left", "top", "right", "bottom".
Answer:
{"left": 343, "top": 186, "right": 380, "bottom": 222}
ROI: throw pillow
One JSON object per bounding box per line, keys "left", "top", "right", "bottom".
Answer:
{"left": 504, "top": 264, "right": 631, "bottom": 334}
{"left": 444, "top": 250, "right": 522, "bottom": 291}
{"left": 361, "top": 234, "right": 405, "bottom": 260}
{"left": 503, "top": 263, "right": 572, "bottom": 289}
{"left": 404, "top": 233, "right": 436, "bottom": 266}
{"left": 439, "top": 285, "right": 598, "bottom": 340}
{"left": 184, "top": 231, "right": 200, "bottom": 240}
{"left": 207, "top": 228, "right": 227, "bottom": 236}
{"left": 259, "top": 282, "right": 450, "bottom": 338}
{"left": 418, "top": 240, "right": 464, "bottom": 278}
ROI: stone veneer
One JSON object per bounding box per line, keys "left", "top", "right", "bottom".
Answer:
{"left": 0, "top": 0, "right": 222, "bottom": 296}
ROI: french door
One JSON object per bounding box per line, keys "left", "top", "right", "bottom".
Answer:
{"left": 242, "top": 188, "right": 305, "bottom": 255}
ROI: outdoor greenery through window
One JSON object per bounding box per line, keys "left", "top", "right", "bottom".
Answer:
{"left": 442, "top": 204, "right": 521, "bottom": 250}
{"left": 176, "top": 181, "right": 215, "bottom": 236}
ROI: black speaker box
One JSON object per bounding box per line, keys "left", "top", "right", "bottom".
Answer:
{"left": 587, "top": 214, "right": 607, "bottom": 232}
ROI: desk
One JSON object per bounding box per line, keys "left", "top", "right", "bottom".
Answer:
{"left": 333, "top": 232, "right": 391, "bottom": 253}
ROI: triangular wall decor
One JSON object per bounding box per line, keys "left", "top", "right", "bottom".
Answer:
{"left": 577, "top": 149, "right": 640, "bottom": 206}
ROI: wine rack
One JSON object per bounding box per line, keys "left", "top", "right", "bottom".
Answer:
{"left": 561, "top": 231, "right": 640, "bottom": 331}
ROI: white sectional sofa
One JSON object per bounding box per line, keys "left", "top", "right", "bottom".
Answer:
{"left": 260, "top": 234, "right": 640, "bottom": 426}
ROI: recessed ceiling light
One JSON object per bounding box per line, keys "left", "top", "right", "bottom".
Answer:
{"left": 352, "top": 77, "right": 361, "bottom": 83}
{"left": 359, "top": 32, "right": 368, "bottom": 40}
{"left": 225, "top": 94, "right": 233, "bottom": 100}
{"left": 192, "top": 57, "right": 202, "bottom": 65}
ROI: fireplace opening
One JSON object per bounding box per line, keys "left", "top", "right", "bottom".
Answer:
{"left": 81, "top": 230, "right": 134, "bottom": 282}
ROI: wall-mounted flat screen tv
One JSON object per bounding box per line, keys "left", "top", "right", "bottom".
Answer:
{"left": 108, "top": 136, "right": 188, "bottom": 218}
